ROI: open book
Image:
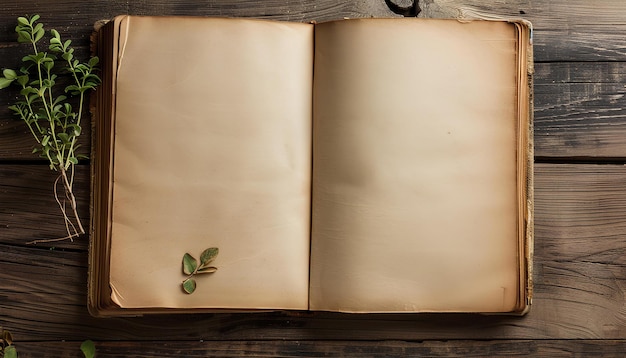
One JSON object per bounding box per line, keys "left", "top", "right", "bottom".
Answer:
{"left": 89, "top": 15, "right": 533, "bottom": 316}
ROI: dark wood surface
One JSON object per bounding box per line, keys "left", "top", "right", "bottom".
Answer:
{"left": 1, "top": 0, "right": 625, "bottom": 356}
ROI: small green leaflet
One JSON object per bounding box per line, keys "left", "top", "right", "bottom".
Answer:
{"left": 182, "top": 278, "right": 197, "bottom": 294}
{"left": 4, "top": 346, "right": 17, "bottom": 358}
{"left": 182, "top": 253, "right": 197, "bottom": 275}
{"left": 80, "top": 340, "right": 96, "bottom": 358}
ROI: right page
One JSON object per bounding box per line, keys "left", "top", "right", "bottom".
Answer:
{"left": 310, "top": 18, "right": 524, "bottom": 313}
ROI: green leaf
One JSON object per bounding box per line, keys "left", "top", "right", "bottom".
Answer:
{"left": 52, "top": 95, "right": 67, "bottom": 106}
{"left": 68, "top": 124, "right": 81, "bottom": 136}
{"left": 50, "top": 29, "right": 60, "bottom": 39}
{"left": 20, "top": 87, "right": 35, "bottom": 96}
{"left": 84, "top": 73, "right": 101, "bottom": 83}
{"left": 33, "top": 28, "right": 45, "bottom": 43}
{"left": 65, "top": 84, "right": 80, "bottom": 94}
{"left": 4, "top": 345, "right": 17, "bottom": 358}
{"left": 182, "top": 278, "right": 196, "bottom": 294}
{"left": 43, "top": 61, "right": 54, "bottom": 72}
{"left": 27, "top": 94, "right": 39, "bottom": 105}
{"left": 17, "top": 16, "right": 29, "bottom": 26}
{"left": 197, "top": 266, "right": 218, "bottom": 274}
{"left": 182, "top": 253, "right": 197, "bottom": 275}
{"left": 200, "top": 247, "right": 219, "bottom": 266}
{"left": 34, "top": 52, "right": 45, "bottom": 62}
{"left": 17, "top": 75, "right": 28, "bottom": 87}
{"left": 33, "top": 25, "right": 44, "bottom": 42}
{"left": 3, "top": 69, "right": 17, "bottom": 80}
{"left": 88, "top": 57, "right": 99, "bottom": 67}
{"left": 57, "top": 132, "right": 70, "bottom": 144}
{"left": 80, "top": 340, "right": 96, "bottom": 358}
{"left": 0, "top": 77, "right": 13, "bottom": 89}
{"left": 30, "top": 14, "right": 40, "bottom": 24}
{"left": 17, "top": 30, "right": 30, "bottom": 43}
{"left": 68, "top": 156, "right": 78, "bottom": 165}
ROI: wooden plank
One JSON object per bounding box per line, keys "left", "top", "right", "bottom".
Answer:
{"left": 0, "top": 165, "right": 90, "bottom": 248}
{"left": 4, "top": 340, "right": 626, "bottom": 357}
{"left": 1, "top": 163, "right": 624, "bottom": 340}
{"left": 0, "top": 0, "right": 390, "bottom": 50}
{"left": 3, "top": 0, "right": 622, "bottom": 62}
{"left": 522, "top": 164, "right": 626, "bottom": 339}
{"left": 0, "top": 108, "right": 91, "bottom": 161}
{"left": 534, "top": 62, "right": 626, "bottom": 159}
{"left": 420, "top": 0, "right": 626, "bottom": 62}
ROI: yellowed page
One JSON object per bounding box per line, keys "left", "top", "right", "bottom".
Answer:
{"left": 310, "top": 19, "right": 520, "bottom": 312}
{"left": 109, "top": 16, "right": 313, "bottom": 309}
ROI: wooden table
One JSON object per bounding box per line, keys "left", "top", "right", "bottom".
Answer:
{"left": 1, "top": 1, "right": 625, "bottom": 356}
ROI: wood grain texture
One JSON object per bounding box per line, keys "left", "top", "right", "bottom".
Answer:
{"left": 1, "top": 0, "right": 623, "bottom": 61}
{"left": 5, "top": 340, "right": 626, "bottom": 357}
{"left": 420, "top": 0, "right": 626, "bottom": 62}
{"left": 1, "top": 164, "right": 624, "bottom": 341}
{"left": 534, "top": 62, "right": 626, "bottom": 159}
{"left": 0, "top": 165, "right": 89, "bottom": 248}
{"left": 0, "top": 110, "right": 91, "bottom": 161}
{"left": 0, "top": 0, "right": 391, "bottom": 47}
{"left": 532, "top": 164, "right": 626, "bottom": 339}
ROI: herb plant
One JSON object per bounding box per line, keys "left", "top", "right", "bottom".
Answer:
{"left": 182, "top": 248, "right": 219, "bottom": 294}
{"left": 0, "top": 15, "right": 100, "bottom": 244}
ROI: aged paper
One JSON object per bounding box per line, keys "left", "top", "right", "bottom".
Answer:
{"left": 310, "top": 19, "right": 520, "bottom": 312}
{"left": 109, "top": 16, "right": 313, "bottom": 309}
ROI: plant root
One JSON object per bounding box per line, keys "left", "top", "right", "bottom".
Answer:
{"left": 26, "top": 167, "right": 85, "bottom": 245}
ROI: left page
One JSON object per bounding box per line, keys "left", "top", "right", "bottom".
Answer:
{"left": 107, "top": 16, "right": 313, "bottom": 309}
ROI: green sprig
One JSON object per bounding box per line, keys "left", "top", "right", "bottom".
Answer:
{"left": 182, "top": 248, "right": 219, "bottom": 294}
{"left": 0, "top": 15, "right": 100, "bottom": 244}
